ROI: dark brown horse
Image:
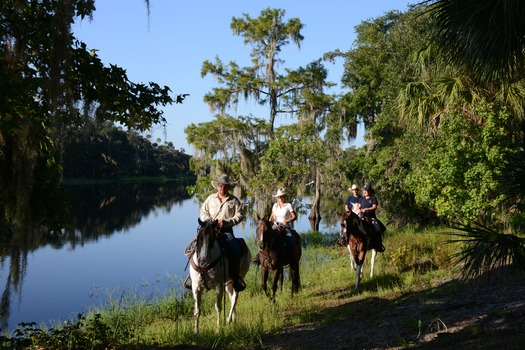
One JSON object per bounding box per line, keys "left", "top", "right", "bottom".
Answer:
{"left": 254, "top": 215, "right": 301, "bottom": 301}
{"left": 337, "top": 211, "right": 376, "bottom": 293}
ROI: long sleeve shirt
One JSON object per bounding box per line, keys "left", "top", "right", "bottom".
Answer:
{"left": 200, "top": 192, "right": 244, "bottom": 229}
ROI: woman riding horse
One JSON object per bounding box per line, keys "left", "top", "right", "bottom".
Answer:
{"left": 269, "top": 188, "right": 300, "bottom": 263}
{"left": 255, "top": 215, "right": 301, "bottom": 300}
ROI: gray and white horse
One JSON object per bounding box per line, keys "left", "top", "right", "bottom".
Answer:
{"left": 188, "top": 218, "right": 251, "bottom": 333}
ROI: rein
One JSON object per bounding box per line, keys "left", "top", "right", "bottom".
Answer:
{"left": 189, "top": 252, "right": 223, "bottom": 274}
{"left": 191, "top": 221, "right": 225, "bottom": 280}
{"left": 257, "top": 226, "right": 284, "bottom": 268}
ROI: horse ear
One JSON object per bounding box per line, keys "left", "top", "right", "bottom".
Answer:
{"left": 198, "top": 218, "right": 203, "bottom": 226}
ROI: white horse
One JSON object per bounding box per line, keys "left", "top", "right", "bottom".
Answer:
{"left": 188, "top": 218, "right": 251, "bottom": 333}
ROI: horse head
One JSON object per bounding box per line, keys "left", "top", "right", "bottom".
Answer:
{"left": 337, "top": 211, "right": 361, "bottom": 238}
{"left": 196, "top": 218, "right": 220, "bottom": 266}
{"left": 256, "top": 215, "right": 273, "bottom": 250}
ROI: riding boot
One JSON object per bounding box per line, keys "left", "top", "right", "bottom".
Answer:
{"left": 229, "top": 255, "right": 246, "bottom": 292}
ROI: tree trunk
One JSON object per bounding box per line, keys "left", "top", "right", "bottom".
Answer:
{"left": 308, "top": 170, "right": 322, "bottom": 231}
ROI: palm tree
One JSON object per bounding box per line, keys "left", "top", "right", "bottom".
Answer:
{"left": 423, "top": 0, "right": 525, "bottom": 85}
{"left": 423, "top": 0, "right": 525, "bottom": 278}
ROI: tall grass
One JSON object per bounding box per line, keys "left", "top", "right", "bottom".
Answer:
{"left": 1, "top": 227, "right": 463, "bottom": 349}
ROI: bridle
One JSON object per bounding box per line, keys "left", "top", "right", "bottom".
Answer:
{"left": 190, "top": 219, "right": 223, "bottom": 274}
{"left": 256, "top": 219, "right": 280, "bottom": 266}
{"left": 341, "top": 212, "right": 367, "bottom": 239}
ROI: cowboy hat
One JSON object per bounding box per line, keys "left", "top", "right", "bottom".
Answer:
{"left": 349, "top": 184, "right": 360, "bottom": 191}
{"left": 211, "top": 174, "right": 237, "bottom": 189}
{"left": 272, "top": 188, "right": 287, "bottom": 197}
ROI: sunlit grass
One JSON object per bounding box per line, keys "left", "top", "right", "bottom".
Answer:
{"left": 2, "top": 226, "right": 469, "bottom": 349}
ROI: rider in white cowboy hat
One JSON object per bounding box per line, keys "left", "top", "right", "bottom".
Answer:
{"left": 200, "top": 174, "right": 246, "bottom": 291}
{"left": 345, "top": 184, "right": 361, "bottom": 215}
{"left": 269, "top": 188, "right": 299, "bottom": 261}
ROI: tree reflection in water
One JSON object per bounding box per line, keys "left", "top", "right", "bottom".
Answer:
{"left": 0, "top": 179, "right": 192, "bottom": 332}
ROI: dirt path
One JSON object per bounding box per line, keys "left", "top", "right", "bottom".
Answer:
{"left": 259, "top": 272, "right": 525, "bottom": 349}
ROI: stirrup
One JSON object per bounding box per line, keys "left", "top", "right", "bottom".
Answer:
{"left": 183, "top": 274, "right": 192, "bottom": 289}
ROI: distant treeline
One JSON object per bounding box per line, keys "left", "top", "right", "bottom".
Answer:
{"left": 62, "top": 122, "right": 194, "bottom": 179}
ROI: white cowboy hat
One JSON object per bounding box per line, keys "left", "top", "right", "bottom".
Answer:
{"left": 272, "top": 188, "right": 287, "bottom": 197}
{"left": 211, "top": 174, "right": 237, "bottom": 189}
{"left": 349, "top": 184, "right": 360, "bottom": 191}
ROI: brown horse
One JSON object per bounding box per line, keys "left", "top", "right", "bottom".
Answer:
{"left": 337, "top": 211, "right": 376, "bottom": 293}
{"left": 254, "top": 215, "right": 301, "bottom": 301}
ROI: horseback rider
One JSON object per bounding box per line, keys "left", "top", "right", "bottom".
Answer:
{"left": 342, "top": 184, "right": 361, "bottom": 244}
{"left": 200, "top": 174, "right": 246, "bottom": 292}
{"left": 269, "top": 188, "right": 300, "bottom": 262}
{"left": 358, "top": 184, "right": 386, "bottom": 252}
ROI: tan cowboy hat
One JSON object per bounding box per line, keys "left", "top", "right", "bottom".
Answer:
{"left": 349, "top": 184, "right": 360, "bottom": 191}
{"left": 272, "top": 188, "right": 287, "bottom": 197}
{"left": 211, "top": 174, "right": 237, "bottom": 189}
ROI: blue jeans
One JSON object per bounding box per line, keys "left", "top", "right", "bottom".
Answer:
{"left": 222, "top": 229, "right": 240, "bottom": 257}
{"left": 284, "top": 229, "right": 296, "bottom": 248}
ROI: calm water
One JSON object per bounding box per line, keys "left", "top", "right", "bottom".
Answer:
{"left": 0, "top": 182, "right": 328, "bottom": 332}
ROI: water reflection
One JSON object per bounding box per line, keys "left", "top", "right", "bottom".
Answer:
{"left": 0, "top": 179, "right": 192, "bottom": 332}
{"left": 63, "top": 181, "right": 191, "bottom": 245}
{"left": 0, "top": 179, "right": 341, "bottom": 332}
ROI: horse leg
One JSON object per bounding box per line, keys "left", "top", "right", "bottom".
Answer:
{"left": 214, "top": 285, "right": 224, "bottom": 332}
{"left": 262, "top": 266, "right": 269, "bottom": 296}
{"left": 347, "top": 244, "right": 356, "bottom": 270}
{"left": 192, "top": 288, "right": 202, "bottom": 334}
{"left": 225, "top": 283, "right": 238, "bottom": 324}
{"left": 279, "top": 266, "right": 284, "bottom": 292}
{"left": 291, "top": 264, "right": 301, "bottom": 294}
{"left": 369, "top": 249, "right": 377, "bottom": 277}
{"left": 271, "top": 268, "right": 280, "bottom": 301}
{"left": 354, "top": 263, "right": 363, "bottom": 293}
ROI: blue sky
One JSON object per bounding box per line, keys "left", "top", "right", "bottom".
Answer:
{"left": 73, "top": 0, "right": 414, "bottom": 154}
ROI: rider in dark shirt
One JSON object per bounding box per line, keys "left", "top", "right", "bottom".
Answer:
{"left": 358, "top": 184, "right": 385, "bottom": 252}
{"left": 345, "top": 184, "right": 361, "bottom": 214}
{"left": 358, "top": 184, "right": 378, "bottom": 219}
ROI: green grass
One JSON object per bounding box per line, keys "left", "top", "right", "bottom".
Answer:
{"left": 0, "top": 227, "right": 463, "bottom": 349}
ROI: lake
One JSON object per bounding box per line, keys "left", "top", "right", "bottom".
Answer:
{"left": 0, "top": 181, "right": 333, "bottom": 332}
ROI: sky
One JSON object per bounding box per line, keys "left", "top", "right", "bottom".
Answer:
{"left": 73, "top": 0, "right": 414, "bottom": 154}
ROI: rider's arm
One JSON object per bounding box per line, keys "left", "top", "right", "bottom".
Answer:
{"left": 286, "top": 210, "right": 297, "bottom": 225}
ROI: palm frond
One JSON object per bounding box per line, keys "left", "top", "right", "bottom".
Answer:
{"left": 423, "top": 0, "right": 525, "bottom": 85}
{"left": 446, "top": 221, "right": 525, "bottom": 280}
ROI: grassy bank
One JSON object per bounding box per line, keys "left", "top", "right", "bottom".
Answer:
{"left": 0, "top": 227, "right": 469, "bottom": 349}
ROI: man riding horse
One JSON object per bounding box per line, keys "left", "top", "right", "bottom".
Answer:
{"left": 200, "top": 174, "right": 246, "bottom": 292}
